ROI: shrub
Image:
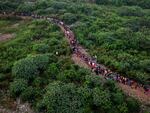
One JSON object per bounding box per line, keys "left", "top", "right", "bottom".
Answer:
{"left": 32, "top": 77, "right": 48, "bottom": 87}
{"left": 12, "top": 54, "right": 49, "bottom": 80}
{"left": 10, "top": 79, "right": 28, "bottom": 97}
{"left": 111, "top": 92, "right": 124, "bottom": 105}
{"left": 61, "top": 13, "right": 78, "bottom": 24}
{"left": 116, "top": 103, "right": 128, "bottom": 113}
{"left": 93, "top": 88, "right": 112, "bottom": 110}
{"left": 57, "top": 69, "right": 77, "bottom": 82}
{"left": 12, "top": 57, "right": 39, "bottom": 80}
{"left": 37, "top": 82, "right": 88, "bottom": 113}
{"left": 30, "top": 54, "right": 49, "bottom": 70}
{"left": 47, "top": 63, "right": 59, "bottom": 79}
{"left": 85, "top": 74, "right": 103, "bottom": 88}
{"left": 17, "top": 2, "right": 34, "bottom": 12}
{"left": 20, "top": 86, "right": 36, "bottom": 102}
{"left": 139, "top": 60, "right": 150, "bottom": 73}
{"left": 118, "top": 6, "right": 144, "bottom": 17}
{"left": 0, "top": 73, "right": 6, "bottom": 81}
{"left": 32, "top": 44, "right": 49, "bottom": 53}
{"left": 126, "top": 97, "right": 140, "bottom": 113}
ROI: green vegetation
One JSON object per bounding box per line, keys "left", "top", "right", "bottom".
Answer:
{"left": 10, "top": 78, "right": 28, "bottom": 97}
{"left": 0, "top": 0, "right": 150, "bottom": 113}
{"left": 12, "top": 54, "right": 49, "bottom": 79}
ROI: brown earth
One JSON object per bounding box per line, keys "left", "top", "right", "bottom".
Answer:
{"left": 0, "top": 98, "right": 34, "bottom": 113}
{"left": 72, "top": 54, "right": 90, "bottom": 69}
{"left": 119, "top": 83, "right": 150, "bottom": 105}
{"left": 0, "top": 34, "right": 15, "bottom": 42}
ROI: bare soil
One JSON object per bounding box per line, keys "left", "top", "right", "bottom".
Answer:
{"left": 72, "top": 54, "right": 90, "bottom": 69}
{"left": 0, "top": 98, "right": 34, "bottom": 113}
{"left": 119, "top": 83, "right": 150, "bottom": 105}
{"left": 0, "top": 34, "right": 15, "bottom": 41}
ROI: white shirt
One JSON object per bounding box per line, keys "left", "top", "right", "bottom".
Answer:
{"left": 60, "top": 22, "right": 63, "bottom": 25}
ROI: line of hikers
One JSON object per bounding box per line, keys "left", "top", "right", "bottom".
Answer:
{"left": 54, "top": 17, "right": 150, "bottom": 95}
{"left": 1, "top": 12, "right": 150, "bottom": 94}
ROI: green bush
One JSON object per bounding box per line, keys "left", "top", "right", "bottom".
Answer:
{"left": 126, "top": 98, "right": 140, "bottom": 113}
{"left": 20, "top": 86, "right": 37, "bottom": 102}
{"left": 32, "top": 77, "right": 48, "bottom": 87}
{"left": 10, "top": 79, "right": 28, "bottom": 97}
{"left": 116, "top": 103, "right": 128, "bottom": 113}
{"left": 118, "top": 6, "right": 144, "bottom": 17}
{"left": 0, "top": 1, "right": 18, "bottom": 11}
{"left": 47, "top": 63, "right": 59, "bottom": 79}
{"left": 61, "top": 13, "right": 78, "bottom": 24}
{"left": 12, "top": 57, "right": 39, "bottom": 80}
{"left": 85, "top": 74, "right": 103, "bottom": 88}
{"left": 12, "top": 54, "right": 49, "bottom": 80}
{"left": 0, "top": 73, "right": 6, "bottom": 81}
{"left": 33, "top": 44, "right": 49, "bottom": 53}
{"left": 30, "top": 54, "right": 49, "bottom": 70}
{"left": 93, "top": 88, "right": 111, "bottom": 110}
{"left": 57, "top": 69, "right": 77, "bottom": 82}
{"left": 37, "top": 82, "right": 89, "bottom": 113}
{"left": 17, "top": 2, "right": 34, "bottom": 12}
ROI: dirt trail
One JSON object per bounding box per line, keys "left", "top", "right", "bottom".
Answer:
{"left": 72, "top": 54, "right": 90, "bottom": 69}
{"left": 58, "top": 18, "right": 150, "bottom": 105}
{"left": 72, "top": 47, "right": 150, "bottom": 105}
{"left": 119, "top": 83, "right": 150, "bottom": 105}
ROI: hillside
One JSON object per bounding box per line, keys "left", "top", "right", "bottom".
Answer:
{"left": 0, "top": 0, "right": 150, "bottom": 113}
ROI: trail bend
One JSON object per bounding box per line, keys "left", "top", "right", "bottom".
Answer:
{"left": 0, "top": 13, "right": 150, "bottom": 105}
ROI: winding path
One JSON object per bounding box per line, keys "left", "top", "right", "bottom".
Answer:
{"left": 1, "top": 13, "right": 150, "bottom": 105}
{"left": 55, "top": 18, "right": 150, "bottom": 105}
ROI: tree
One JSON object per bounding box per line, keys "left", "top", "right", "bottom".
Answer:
{"left": 0, "top": 73, "right": 6, "bottom": 81}
{"left": 33, "top": 44, "right": 49, "bottom": 53}
{"left": 17, "top": 2, "right": 34, "bottom": 13}
{"left": 92, "top": 88, "right": 112, "bottom": 110}
{"left": 30, "top": 54, "right": 49, "bottom": 70}
{"left": 20, "top": 87, "right": 36, "bottom": 102}
{"left": 0, "top": 1, "right": 18, "bottom": 11}
{"left": 10, "top": 79, "right": 28, "bottom": 97}
{"left": 37, "top": 82, "right": 89, "bottom": 113}
{"left": 116, "top": 103, "right": 128, "bottom": 113}
{"left": 85, "top": 74, "right": 103, "bottom": 88}
{"left": 47, "top": 63, "right": 59, "bottom": 79}
{"left": 95, "top": 0, "right": 109, "bottom": 4}
{"left": 57, "top": 69, "right": 77, "bottom": 82}
{"left": 12, "top": 57, "right": 39, "bottom": 80}
{"left": 35, "top": 0, "right": 49, "bottom": 9}
{"left": 118, "top": 6, "right": 144, "bottom": 17}
{"left": 103, "top": 80, "right": 118, "bottom": 92}
{"left": 139, "top": 60, "right": 150, "bottom": 73}
{"left": 12, "top": 54, "right": 49, "bottom": 80}
{"left": 111, "top": 92, "right": 124, "bottom": 105}
{"left": 126, "top": 98, "right": 140, "bottom": 113}
{"left": 61, "top": 13, "right": 78, "bottom": 24}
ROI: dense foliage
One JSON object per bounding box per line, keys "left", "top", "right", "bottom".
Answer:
{"left": 0, "top": 0, "right": 150, "bottom": 113}
{"left": 0, "top": 17, "right": 141, "bottom": 113}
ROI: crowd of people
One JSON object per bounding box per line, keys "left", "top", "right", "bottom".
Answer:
{"left": 1, "top": 12, "right": 150, "bottom": 94}
{"left": 53, "top": 17, "right": 150, "bottom": 95}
